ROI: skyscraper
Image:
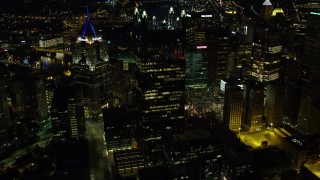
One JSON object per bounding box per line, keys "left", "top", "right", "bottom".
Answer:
{"left": 34, "top": 72, "right": 48, "bottom": 122}
{"left": 51, "top": 85, "right": 68, "bottom": 140}
{"left": 297, "top": 84, "right": 320, "bottom": 134}
{"left": 0, "top": 64, "right": 11, "bottom": 146}
{"left": 242, "top": 82, "right": 264, "bottom": 132}
{"left": 251, "top": 29, "right": 282, "bottom": 82}
{"left": 72, "top": 6, "right": 108, "bottom": 118}
{"left": 134, "top": 7, "right": 186, "bottom": 165}
{"left": 300, "top": 13, "right": 320, "bottom": 83}
{"left": 51, "top": 81, "right": 85, "bottom": 140}
{"left": 9, "top": 67, "right": 48, "bottom": 124}
{"left": 264, "top": 82, "right": 285, "bottom": 126}
{"left": 295, "top": 13, "right": 320, "bottom": 135}
{"left": 185, "top": 46, "right": 208, "bottom": 97}
{"left": 261, "top": 0, "right": 274, "bottom": 20}
{"left": 207, "top": 27, "right": 229, "bottom": 90}
{"left": 67, "top": 96, "right": 85, "bottom": 139}
{"left": 223, "top": 84, "right": 243, "bottom": 132}
{"left": 185, "top": 12, "right": 212, "bottom": 97}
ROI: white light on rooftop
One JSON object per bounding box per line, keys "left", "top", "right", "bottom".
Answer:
{"left": 142, "top": 11, "right": 147, "bottom": 18}
{"left": 78, "top": 37, "right": 87, "bottom": 41}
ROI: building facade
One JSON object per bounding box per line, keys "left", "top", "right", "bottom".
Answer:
{"left": 264, "top": 82, "right": 285, "bottom": 126}
{"left": 243, "top": 82, "right": 264, "bottom": 132}
{"left": 134, "top": 7, "right": 187, "bottom": 165}
{"left": 72, "top": 6, "right": 108, "bottom": 118}
{"left": 251, "top": 29, "right": 282, "bottom": 82}
{"left": 0, "top": 64, "right": 11, "bottom": 146}
{"left": 223, "top": 84, "right": 243, "bottom": 132}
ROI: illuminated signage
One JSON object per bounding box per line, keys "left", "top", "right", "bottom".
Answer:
{"left": 310, "top": 12, "right": 320, "bottom": 16}
{"left": 77, "top": 37, "right": 88, "bottom": 42}
{"left": 197, "top": 46, "right": 207, "bottom": 49}
{"left": 92, "top": 37, "right": 102, "bottom": 41}
{"left": 201, "top": 14, "right": 213, "bottom": 18}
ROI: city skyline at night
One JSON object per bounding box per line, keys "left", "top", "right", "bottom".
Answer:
{"left": 0, "top": 0, "right": 320, "bottom": 179}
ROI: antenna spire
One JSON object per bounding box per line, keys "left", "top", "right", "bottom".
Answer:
{"left": 81, "top": 5, "right": 97, "bottom": 38}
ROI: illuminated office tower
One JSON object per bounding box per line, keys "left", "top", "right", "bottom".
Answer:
{"left": 223, "top": 84, "right": 243, "bottom": 132}
{"left": 242, "top": 82, "right": 264, "bottom": 132}
{"left": 251, "top": 29, "right": 282, "bottom": 82}
{"left": 236, "top": 44, "right": 252, "bottom": 78}
{"left": 185, "top": 12, "right": 213, "bottom": 97}
{"left": 234, "top": 21, "right": 254, "bottom": 78}
{"left": 261, "top": 0, "right": 274, "bottom": 20}
{"left": 106, "top": 57, "right": 136, "bottom": 107}
{"left": 264, "top": 82, "right": 285, "bottom": 126}
{"left": 185, "top": 46, "right": 208, "bottom": 97}
{"left": 67, "top": 95, "right": 85, "bottom": 139}
{"left": 185, "top": 12, "right": 214, "bottom": 47}
{"left": 45, "top": 77, "right": 56, "bottom": 110}
{"left": 134, "top": 8, "right": 186, "bottom": 165}
{"left": 72, "top": 6, "right": 108, "bottom": 118}
{"left": 0, "top": 64, "right": 11, "bottom": 145}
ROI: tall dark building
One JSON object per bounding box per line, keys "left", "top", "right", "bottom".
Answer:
{"left": 297, "top": 84, "right": 320, "bottom": 134}
{"left": 9, "top": 67, "right": 48, "bottom": 127}
{"left": 34, "top": 72, "right": 48, "bottom": 122}
{"left": 0, "top": 64, "right": 11, "bottom": 146}
{"left": 163, "top": 129, "right": 223, "bottom": 179}
{"left": 264, "top": 82, "right": 285, "bottom": 126}
{"left": 134, "top": 7, "right": 186, "bottom": 165}
{"left": 51, "top": 84, "right": 68, "bottom": 140}
{"left": 207, "top": 27, "right": 229, "bottom": 90}
{"left": 300, "top": 13, "right": 320, "bottom": 83}
{"left": 10, "top": 68, "right": 34, "bottom": 120}
{"left": 296, "top": 13, "right": 320, "bottom": 134}
{"left": 242, "top": 82, "right": 264, "bottom": 132}
{"left": 72, "top": 6, "right": 108, "bottom": 118}
{"left": 103, "top": 107, "right": 138, "bottom": 151}
{"left": 283, "top": 82, "right": 301, "bottom": 125}
{"left": 51, "top": 81, "right": 85, "bottom": 140}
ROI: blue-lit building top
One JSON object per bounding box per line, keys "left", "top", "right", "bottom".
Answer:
{"left": 72, "top": 6, "right": 108, "bottom": 71}
{"left": 72, "top": 6, "right": 108, "bottom": 118}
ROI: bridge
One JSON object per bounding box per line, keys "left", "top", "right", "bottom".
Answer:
{"left": 36, "top": 47, "right": 72, "bottom": 55}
